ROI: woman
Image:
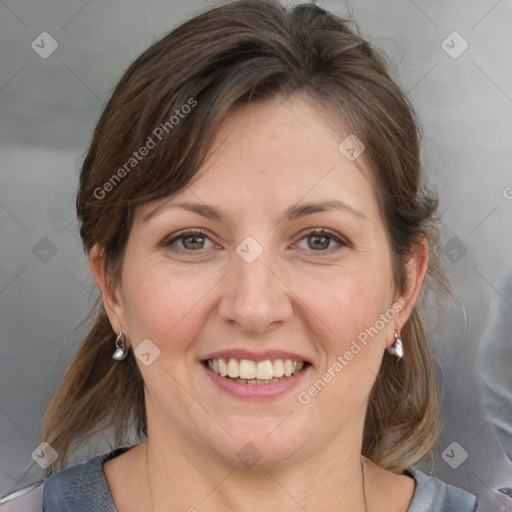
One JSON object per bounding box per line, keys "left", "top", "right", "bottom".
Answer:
{"left": 41, "top": 1, "right": 478, "bottom": 510}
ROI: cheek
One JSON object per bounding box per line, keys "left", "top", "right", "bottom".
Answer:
{"left": 307, "top": 264, "right": 394, "bottom": 350}
{"left": 304, "top": 273, "right": 392, "bottom": 409}
{"left": 120, "top": 259, "right": 216, "bottom": 351}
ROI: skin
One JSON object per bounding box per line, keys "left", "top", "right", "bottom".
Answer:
{"left": 91, "top": 95, "right": 428, "bottom": 512}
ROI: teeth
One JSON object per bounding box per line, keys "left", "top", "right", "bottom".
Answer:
{"left": 227, "top": 358, "right": 239, "bottom": 378}
{"left": 256, "top": 360, "right": 273, "bottom": 380}
{"left": 239, "top": 359, "right": 256, "bottom": 379}
{"left": 273, "top": 359, "right": 285, "bottom": 377}
{"left": 284, "top": 359, "right": 293, "bottom": 377}
{"left": 206, "top": 357, "right": 306, "bottom": 381}
{"left": 218, "top": 358, "right": 228, "bottom": 377}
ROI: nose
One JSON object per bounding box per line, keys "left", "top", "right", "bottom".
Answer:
{"left": 217, "top": 240, "right": 294, "bottom": 335}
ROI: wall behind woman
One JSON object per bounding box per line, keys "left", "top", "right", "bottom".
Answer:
{"left": 0, "top": 0, "right": 510, "bottom": 510}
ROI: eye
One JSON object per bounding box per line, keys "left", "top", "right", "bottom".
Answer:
{"left": 295, "top": 228, "right": 348, "bottom": 252}
{"left": 164, "top": 229, "right": 216, "bottom": 251}
{"left": 163, "top": 228, "right": 349, "bottom": 254}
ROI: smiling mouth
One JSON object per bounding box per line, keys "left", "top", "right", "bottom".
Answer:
{"left": 203, "top": 358, "right": 309, "bottom": 385}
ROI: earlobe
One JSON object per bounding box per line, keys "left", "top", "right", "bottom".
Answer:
{"left": 88, "top": 244, "right": 126, "bottom": 336}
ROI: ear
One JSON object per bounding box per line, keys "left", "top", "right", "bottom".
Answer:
{"left": 388, "top": 236, "right": 429, "bottom": 345}
{"left": 89, "top": 244, "right": 128, "bottom": 342}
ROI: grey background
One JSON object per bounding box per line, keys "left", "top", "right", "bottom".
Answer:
{"left": 0, "top": 0, "right": 511, "bottom": 510}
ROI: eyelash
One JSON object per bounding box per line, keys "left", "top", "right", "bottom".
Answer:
{"left": 164, "top": 228, "right": 349, "bottom": 254}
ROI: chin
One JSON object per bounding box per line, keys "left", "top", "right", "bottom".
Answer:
{"left": 204, "top": 419, "right": 311, "bottom": 469}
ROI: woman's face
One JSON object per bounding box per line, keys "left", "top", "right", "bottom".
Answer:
{"left": 100, "top": 96, "right": 420, "bottom": 467}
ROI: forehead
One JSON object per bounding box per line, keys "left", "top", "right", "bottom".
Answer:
{"left": 137, "top": 96, "right": 380, "bottom": 223}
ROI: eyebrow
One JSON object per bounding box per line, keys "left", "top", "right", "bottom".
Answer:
{"left": 142, "top": 199, "right": 367, "bottom": 224}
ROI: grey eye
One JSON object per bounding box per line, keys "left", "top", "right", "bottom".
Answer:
{"left": 181, "top": 234, "right": 206, "bottom": 250}
{"left": 307, "top": 233, "right": 331, "bottom": 250}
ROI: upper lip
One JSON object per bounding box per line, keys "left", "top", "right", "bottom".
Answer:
{"left": 201, "top": 349, "right": 311, "bottom": 364}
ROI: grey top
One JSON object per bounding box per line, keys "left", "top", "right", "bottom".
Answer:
{"left": 42, "top": 446, "right": 478, "bottom": 511}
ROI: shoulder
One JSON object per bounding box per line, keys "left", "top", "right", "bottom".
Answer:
{"left": 407, "top": 469, "right": 478, "bottom": 512}
{"left": 42, "top": 446, "right": 132, "bottom": 512}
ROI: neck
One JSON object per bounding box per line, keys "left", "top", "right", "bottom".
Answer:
{"left": 144, "top": 431, "right": 368, "bottom": 512}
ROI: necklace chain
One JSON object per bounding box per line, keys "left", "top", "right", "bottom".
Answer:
{"left": 146, "top": 442, "right": 368, "bottom": 512}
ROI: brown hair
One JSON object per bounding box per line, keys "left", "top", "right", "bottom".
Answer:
{"left": 42, "top": 0, "right": 445, "bottom": 475}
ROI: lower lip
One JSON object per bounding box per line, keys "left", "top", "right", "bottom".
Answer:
{"left": 202, "top": 362, "right": 311, "bottom": 399}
